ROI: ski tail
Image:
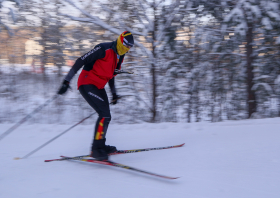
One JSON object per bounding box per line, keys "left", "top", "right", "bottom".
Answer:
{"left": 45, "top": 155, "right": 89, "bottom": 162}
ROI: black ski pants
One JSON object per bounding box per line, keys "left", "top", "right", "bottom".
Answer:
{"left": 79, "top": 84, "right": 111, "bottom": 150}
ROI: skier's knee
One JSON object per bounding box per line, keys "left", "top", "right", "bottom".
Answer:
{"left": 105, "top": 116, "right": 111, "bottom": 122}
{"left": 99, "top": 115, "right": 111, "bottom": 122}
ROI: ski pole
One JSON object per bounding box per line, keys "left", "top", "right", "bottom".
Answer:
{"left": 16, "top": 112, "right": 96, "bottom": 160}
{"left": 0, "top": 94, "right": 59, "bottom": 142}
{"left": 114, "top": 69, "right": 134, "bottom": 75}
{"left": 109, "top": 94, "right": 135, "bottom": 104}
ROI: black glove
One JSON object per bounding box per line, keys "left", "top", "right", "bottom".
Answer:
{"left": 112, "top": 93, "right": 121, "bottom": 105}
{"left": 57, "top": 80, "right": 70, "bottom": 95}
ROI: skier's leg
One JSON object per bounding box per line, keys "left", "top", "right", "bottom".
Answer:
{"left": 98, "top": 89, "right": 117, "bottom": 154}
{"left": 79, "top": 84, "right": 112, "bottom": 160}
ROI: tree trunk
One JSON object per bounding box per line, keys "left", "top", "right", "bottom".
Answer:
{"left": 151, "top": 61, "right": 156, "bottom": 122}
{"left": 151, "top": 4, "right": 157, "bottom": 122}
{"left": 246, "top": 22, "right": 256, "bottom": 118}
{"left": 278, "top": 71, "right": 280, "bottom": 117}
{"left": 278, "top": 94, "right": 280, "bottom": 117}
{"left": 187, "top": 92, "right": 192, "bottom": 123}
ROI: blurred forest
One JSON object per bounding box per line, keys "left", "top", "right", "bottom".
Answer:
{"left": 0, "top": 0, "right": 280, "bottom": 124}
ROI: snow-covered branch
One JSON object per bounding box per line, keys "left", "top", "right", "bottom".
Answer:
{"left": 61, "top": 0, "right": 154, "bottom": 61}
{"left": 99, "top": 4, "right": 146, "bottom": 37}
{"left": 137, "top": 0, "right": 152, "bottom": 27}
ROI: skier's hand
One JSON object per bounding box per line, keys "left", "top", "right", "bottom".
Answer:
{"left": 57, "top": 80, "right": 70, "bottom": 95}
{"left": 112, "top": 93, "right": 121, "bottom": 105}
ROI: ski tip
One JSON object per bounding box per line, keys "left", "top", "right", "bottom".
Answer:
{"left": 14, "top": 157, "right": 21, "bottom": 160}
{"left": 162, "top": 176, "right": 180, "bottom": 180}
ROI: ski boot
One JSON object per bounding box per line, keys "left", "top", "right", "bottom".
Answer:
{"left": 104, "top": 145, "right": 117, "bottom": 154}
{"left": 90, "top": 139, "right": 108, "bottom": 161}
{"left": 104, "top": 138, "right": 117, "bottom": 154}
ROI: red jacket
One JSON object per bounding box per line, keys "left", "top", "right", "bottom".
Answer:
{"left": 64, "top": 41, "right": 124, "bottom": 90}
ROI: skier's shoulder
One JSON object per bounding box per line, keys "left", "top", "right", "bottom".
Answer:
{"left": 80, "top": 43, "right": 107, "bottom": 61}
{"left": 98, "top": 41, "right": 115, "bottom": 51}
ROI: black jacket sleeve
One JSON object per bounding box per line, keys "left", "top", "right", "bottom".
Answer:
{"left": 108, "top": 77, "right": 116, "bottom": 94}
{"left": 64, "top": 45, "right": 105, "bottom": 82}
{"left": 109, "top": 54, "right": 126, "bottom": 94}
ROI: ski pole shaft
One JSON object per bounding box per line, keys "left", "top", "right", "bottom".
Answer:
{"left": 20, "top": 112, "right": 96, "bottom": 159}
{"left": 109, "top": 94, "right": 134, "bottom": 104}
{"left": 114, "top": 69, "right": 134, "bottom": 74}
{"left": 0, "top": 94, "right": 59, "bottom": 141}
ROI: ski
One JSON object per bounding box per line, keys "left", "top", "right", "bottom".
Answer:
{"left": 44, "top": 143, "right": 185, "bottom": 162}
{"left": 44, "top": 155, "right": 87, "bottom": 162}
{"left": 112, "top": 143, "right": 185, "bottom": 155}
{"left": 61, "top": 155, "right": 179, "bottom": 180}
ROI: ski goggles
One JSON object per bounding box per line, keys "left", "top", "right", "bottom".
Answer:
{"left": 123, "top": 38, "right": 133, "bottom": 48}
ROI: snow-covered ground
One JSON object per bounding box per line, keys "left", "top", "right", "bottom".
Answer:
{"left": 0, "top": 118, "right": 280, "bottom": 198}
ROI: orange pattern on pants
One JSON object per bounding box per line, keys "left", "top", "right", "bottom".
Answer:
{"left": 95, "top": 118, "right": 105, "bottom": 140}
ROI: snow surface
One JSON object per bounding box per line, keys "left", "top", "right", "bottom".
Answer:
{"left": 1, "top": 118, "right": 280, "bottom": 198}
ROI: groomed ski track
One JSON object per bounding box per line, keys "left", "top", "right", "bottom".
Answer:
{"left": 1, "top": 118, "right": 280, "bottom": 198}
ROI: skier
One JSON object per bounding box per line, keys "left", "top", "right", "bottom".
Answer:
{"left": 57, "top": 31, "right": 134, "bottom": 160}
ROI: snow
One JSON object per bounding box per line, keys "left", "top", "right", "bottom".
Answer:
{"left": 250, "top": 5, "right": 261, "bottom": 18}
{"left": 252, "top": 82, "right": 273, "bottom": 94}
{"left": 262, "top": 17, "right": 273, "bottom": 30}
{"left": 275, "top": 75, "right": 280, "bottom": 85}
{"left": 276, "top": 36, "right": 280, "bottom": 45}
{"left": 224, "top": 7, "right": 244, "bottom": 23}
{"left": 1, "top": 118, "right": 280, "bottom": 198}
{"left": 267, "top": 11, "right": 280, "bottom": 21}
